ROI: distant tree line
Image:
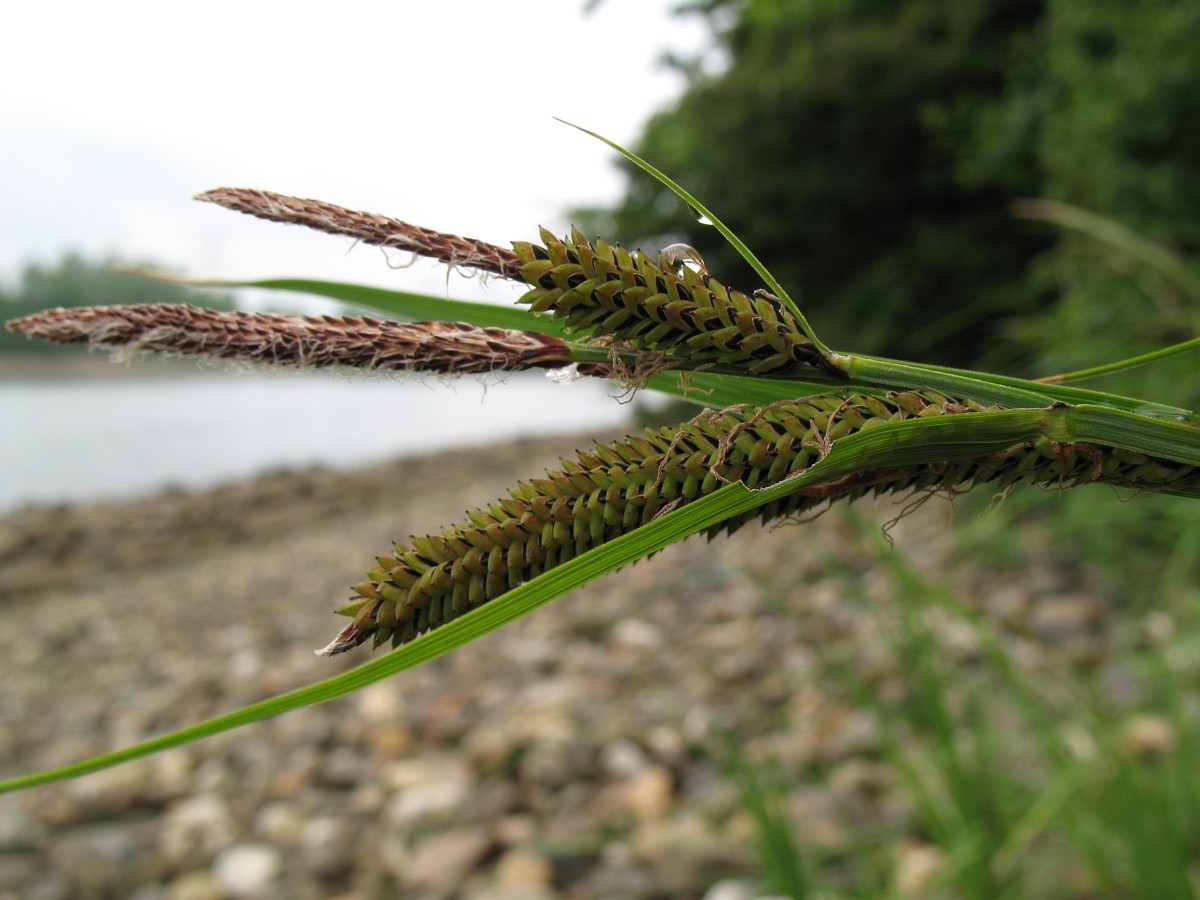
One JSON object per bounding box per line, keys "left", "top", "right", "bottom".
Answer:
{"left": 0, "top": 254, "right": 233, "bottom": 355}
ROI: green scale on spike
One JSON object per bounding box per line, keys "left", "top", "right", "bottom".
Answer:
{"left": 512, "top": 227, "right": 823, "bottom": 374}
{"left": 332, "top": 389, "right": 1200, "bottom": 651}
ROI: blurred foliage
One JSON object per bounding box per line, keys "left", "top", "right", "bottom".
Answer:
{"left": 588, "top": 0, "right": 1200, "bottom": 378}
{"left": 587, "top": 0, "right": 1200, "bottom": 599}
{"left": 0, "top": 254, "right": 233, "bottom": 355}
{"left": 733, "top": 506, "right": 1200, "bottom": 897}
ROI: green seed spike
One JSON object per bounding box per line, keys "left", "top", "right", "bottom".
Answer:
{"left": 319, "top": 390, "right": 1200, "bottom": 656}
{"left": 511, "top": 229, "right": 825, "bottom": 376}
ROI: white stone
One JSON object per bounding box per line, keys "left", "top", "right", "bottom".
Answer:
{"left": 601, "top": 738, "right": 650, "bottom": 777}
{"left": 381, "top": 756, "right": 472, "bottom": 825}
{"left": 701, "top": 880, "right": 757, "bottom": 900}
{"left": 610, "top": 618, "right": 664, "bottom": 649}
{"left": 212, "top": 843, "right": 282, "bottom": 898}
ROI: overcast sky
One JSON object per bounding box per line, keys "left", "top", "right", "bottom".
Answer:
{"left": 0, "top": 1, "right": 708, "bottom": 306}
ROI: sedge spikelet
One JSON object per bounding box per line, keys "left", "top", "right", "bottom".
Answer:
{"left": 6, "top": 305, "right": 578, "bottom": 375}
{"left": 511, "top": 228, "right": 825, "bottom": 375}
{"left": 196, "top": 189, "right": 522, "bottom": 277}
{"left": 320, "top": 390, "right": 1200, "bottom": 655}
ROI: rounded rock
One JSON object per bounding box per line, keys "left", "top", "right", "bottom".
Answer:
{"left": 212, "top": 844, "right": 282, "bottom": 898}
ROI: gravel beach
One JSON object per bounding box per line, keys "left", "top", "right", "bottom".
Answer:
{"left": 0, "top": 429, "right": 1114, "bottom": 899}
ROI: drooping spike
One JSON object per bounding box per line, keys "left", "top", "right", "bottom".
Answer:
{"left": 321, "top": 389, "right": 1200, "bottom": 655}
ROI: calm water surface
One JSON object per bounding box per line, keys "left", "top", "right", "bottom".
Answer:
{"left": 0, "top": 369, "right": 631, "bottom": 513}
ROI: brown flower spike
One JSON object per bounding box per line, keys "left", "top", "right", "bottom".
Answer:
{"left": 201, "top": 190, "right": 830, "bottom": 376}
{"left": 7, "top": 304, "right": 579, "bottom": 375}
{"left": 195, "top": 188, "right": 522, "bottom": 278}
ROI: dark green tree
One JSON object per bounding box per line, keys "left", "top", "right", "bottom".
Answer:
{"left": 986, "top": 1, "right": 1200, "bottom": 402}
{"left": 596, "top": 0, "right": 1200, "bottom": 371}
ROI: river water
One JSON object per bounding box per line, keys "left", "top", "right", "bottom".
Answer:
{"left": 0, "top": 367, "right": 634, "bottom": 513}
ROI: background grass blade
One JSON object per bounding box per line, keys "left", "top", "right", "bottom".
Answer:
{"left": 124, "top": 269, "right": 566, "bottom": 335}
{"left": 1035, "top": 337, "right": 1200, "bottom": 385}
{"left": 1013, "top": 199, "right": 1200, "bottom": 305}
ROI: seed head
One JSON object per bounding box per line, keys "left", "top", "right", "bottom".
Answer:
{"left": 196, "top": 188, "right": 522, "bottom": 278}
{"left": 512, "top": 228, "right": 822, "bottom": 375}
{"left": 7, "top": 304, "right": 578, "bottom": 375}
{"left": 321, "top": 388, "right": 1200, "bottom": 655}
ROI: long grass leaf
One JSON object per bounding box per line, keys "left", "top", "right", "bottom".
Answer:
{"left": 0, "top": 478, "right": 756, "bottom": 793}
{"left": 1035, "top": 337, "right": 1200, "bottom": 385}
{"left": 120, "top": 268, "right": 565, "bottom": 335}
{"left": 5, "top": 397, "right": 1198, "bottom": 792}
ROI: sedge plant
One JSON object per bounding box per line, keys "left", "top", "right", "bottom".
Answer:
{"left": 2, "top": 124, "right": 1198, "bottom": 794}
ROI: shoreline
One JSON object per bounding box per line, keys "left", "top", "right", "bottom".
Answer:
{"left": 2, "top": 351, "right": 646, "bottom": 518}
{"left": 0, "top": 429, "right": 630, "bottom": 600}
